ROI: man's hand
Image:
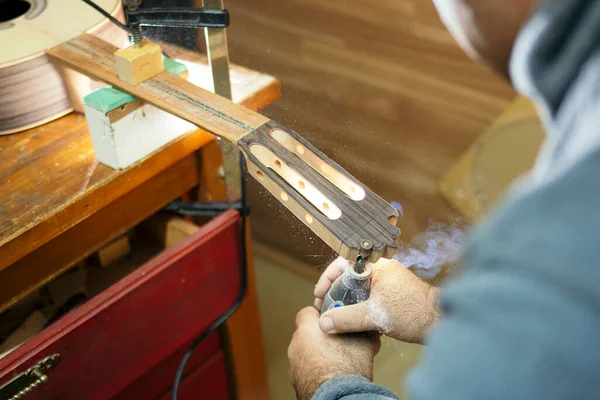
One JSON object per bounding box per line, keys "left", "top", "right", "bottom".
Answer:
{"left": 288, "top": 307, "right": 380, "bottom": 400}
{"left": 315, "top": 257, "right": 440, "bottom": 344}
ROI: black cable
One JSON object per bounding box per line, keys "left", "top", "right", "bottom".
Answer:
{"left": 172, "top": 157, "right": 249, "bottom": 400}
{"left": 80, "top": 0, "right": 131, "bottom": 33}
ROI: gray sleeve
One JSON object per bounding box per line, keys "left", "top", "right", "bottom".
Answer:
{"left": 312, "top": 376, "right": 399, "bottom": 400}
{"left": 407, "top": 149, "right": 600, "bottom": 399}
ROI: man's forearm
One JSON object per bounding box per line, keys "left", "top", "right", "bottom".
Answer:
{"left": 291, "top": 339, "right": 378, "bottom": 400}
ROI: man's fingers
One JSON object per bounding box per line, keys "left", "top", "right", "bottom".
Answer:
{"left": 314, "top": 297, "right": 323, "bottom": 310}
{"left": 371, "top": 257, "right": 403, "bottom": 273}
{"left": 319, "top": 301, "right": 378, "bottom": 334}
{"left": 295, "top": 306, "right": 320, "bottom": 328}
{"left": 314, "top": 257, "right": 350, "bottom": 299}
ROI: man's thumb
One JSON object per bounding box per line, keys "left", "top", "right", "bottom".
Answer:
{"left": 319, "top": 301, "right": 377, "bottom": 334}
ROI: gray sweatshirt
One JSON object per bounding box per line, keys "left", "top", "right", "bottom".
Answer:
{"left": 313, "top": 0, "right": 600, "bottom": 399}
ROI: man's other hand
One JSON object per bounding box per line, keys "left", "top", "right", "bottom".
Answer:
{"left": 288, "top": 306, "right": 380, "bottom": 400}
{"left": 315, "top": 257, "right": 440, "bottom": 344}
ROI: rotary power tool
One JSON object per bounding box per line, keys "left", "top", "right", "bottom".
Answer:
{"left": 321, "top": 240, "right": 374, "bottom": 313}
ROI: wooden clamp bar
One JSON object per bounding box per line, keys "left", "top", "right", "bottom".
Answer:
{"left": 46, "top": 34, "right": 400, "bottom": 262}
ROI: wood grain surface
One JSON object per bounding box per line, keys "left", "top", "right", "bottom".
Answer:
{"left": 0, "top": 114, "right": 212, "bottom": 272}
{"left": 47, "top": 34, "right": 270, "bottom": 143}
{"left": 221, "top": 0, "right": 517, "bottom": 263}
{"left": 0, "top": 122, "right": 208, "bottom": 311}
{"left": 0, "top": 57, "right": 279, "bottom": 312}
{"left": 0, "top": 53, "right": 278, "bottom": 257}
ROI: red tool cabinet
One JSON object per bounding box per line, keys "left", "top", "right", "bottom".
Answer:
{"left": 0, "top": 210, "right": 242, "bottom": 399}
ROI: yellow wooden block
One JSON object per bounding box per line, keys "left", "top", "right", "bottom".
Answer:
{"left": 114, "top": 40, "right": 165, "bottom": 85}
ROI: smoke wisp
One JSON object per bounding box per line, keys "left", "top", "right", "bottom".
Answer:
{"left": 394, "top": 218, "right": 469, "bottom": 280}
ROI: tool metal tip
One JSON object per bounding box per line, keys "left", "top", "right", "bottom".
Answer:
{"left": 353, "top": 257, "right": 367, "bottom": 274}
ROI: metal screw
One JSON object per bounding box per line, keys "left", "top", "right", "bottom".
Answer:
{"left": 359, "top": 240, "right": 373, "bottom": 258}
{"left": 353, "top": 259, "right": 366, "bottom": 274}
{"left": 123, "top": 0, "right": 143, "bottom": 48}
{"left": 130, "top": 26, "right": 143, "bottom": 48}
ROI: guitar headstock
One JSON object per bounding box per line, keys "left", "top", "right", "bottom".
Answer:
{"left": 238, "top": 121, "right": 400, "bottom": 263}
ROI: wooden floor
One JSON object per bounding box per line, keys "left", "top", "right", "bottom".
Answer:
{"left": 225, "top": 0, "right": 516, "bottom": 263}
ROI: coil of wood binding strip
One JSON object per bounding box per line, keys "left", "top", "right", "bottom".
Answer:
{"left": 0, "top": 0, "right": 128, "bottom": 135}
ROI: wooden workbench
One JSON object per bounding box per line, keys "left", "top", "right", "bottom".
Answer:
{"left": 0, "top": 57, "right": 279, "bottom": 311}
{"left": 0, "top": 55, "right": 279, "bottom": 399}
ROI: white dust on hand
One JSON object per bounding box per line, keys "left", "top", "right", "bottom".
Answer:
{"left": 394, "top": 218, "right": 469, "bottom": 280}
{"left": 367, "top": 298, "right": 391, "bottom": 335}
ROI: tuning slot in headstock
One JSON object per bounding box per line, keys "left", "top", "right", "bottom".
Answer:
{"left": 239, "top": 121, "right": 400, "bottom": 263}
{"left": 249, "top": 144, "right": 343, "bottom": 220}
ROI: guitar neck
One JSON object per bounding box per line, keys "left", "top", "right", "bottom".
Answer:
{"left": 47, "top": 34, "right": 267, "bottom": 143}
{"left": 47, "top": 34, "right": 400, "bottom": 262}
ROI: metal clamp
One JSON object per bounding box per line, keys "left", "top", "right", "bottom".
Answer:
{"left": 164, "top": 199, "right": 250, "bottom": 217}
{"left": 126, "top": 7, "right": 230, "bottom": 29}
{"left": 122, "top": 0, "right": 230, "bottom": 48}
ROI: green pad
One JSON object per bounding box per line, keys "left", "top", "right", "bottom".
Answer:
{"left": 83, "top": 56, "right": 188, "bottom": 112}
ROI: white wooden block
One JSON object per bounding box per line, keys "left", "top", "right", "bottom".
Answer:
{"left": 82, "top": 57, "right": 195, "bottom": 170}
{"left": 83, "top": 86, "right": 195, "bottom": 170}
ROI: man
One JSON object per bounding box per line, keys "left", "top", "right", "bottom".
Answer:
{"left": 288, "top": 0, "right": 600, "bottom": 399}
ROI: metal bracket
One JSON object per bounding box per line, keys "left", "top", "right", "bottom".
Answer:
{"left": 202, "top": 0, "right": 242, "bottom": 204}
{"left": 121, "top": 0, "right": 239, "bottom": 209}
{"left": 165, "top": 199, "right": 249, "bottom": 217}
{"left": 163, "top": 0, "right": 242, "bottom": 209}
{"left": 126, "top": 7, "right": 229, "bottom": 29}
{"left": 164, "top": 0, "right": 241, "bottom": 215}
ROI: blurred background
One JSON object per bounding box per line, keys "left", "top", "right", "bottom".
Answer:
{"left": 216, "top": 1, "right": 516, "bottom": 398}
